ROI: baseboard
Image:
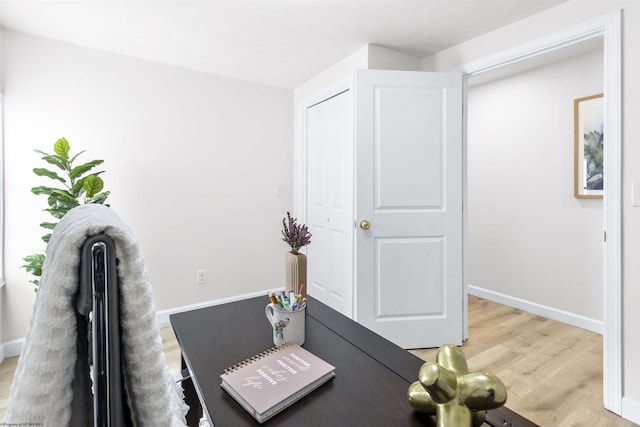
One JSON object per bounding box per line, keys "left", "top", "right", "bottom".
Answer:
{"left": 622, "top": 397, "right": 640, "bottom": 425}
{"left": 467, "top": 284, "right": 603, "bottom": 334}
{"left": 0, "top": 337, "right": 26, "bottom": 359}
{"left": 0, "top": 289, "right": 278, "bottom": 359}
{"left": 155, "top": 288, "right": 278, "bottom": 325}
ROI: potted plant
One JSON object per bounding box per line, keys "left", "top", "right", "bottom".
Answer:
{"left": 21, "top": 137, "right": 110, "bottom": 291}
{"left": 281, "top": 212, "right": 311, "bottom": 297}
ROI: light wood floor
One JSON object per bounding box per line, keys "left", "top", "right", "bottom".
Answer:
{"left": 1, "top": 296, "right": 637, "bottom": 426}
{"left": 409, "top": 296, "right": 638, "bottom": 426}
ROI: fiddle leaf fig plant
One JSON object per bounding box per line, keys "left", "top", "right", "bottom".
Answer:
{"left": 22, "top": 137, "right": 110, "bottom": 291}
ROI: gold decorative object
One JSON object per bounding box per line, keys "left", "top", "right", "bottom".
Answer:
{"left": 407, "top": 345, "right": 507, "bottom": 427}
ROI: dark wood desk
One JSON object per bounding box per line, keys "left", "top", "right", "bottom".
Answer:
{"left": 170, "top": 296, "right": 537, "bottom": 427}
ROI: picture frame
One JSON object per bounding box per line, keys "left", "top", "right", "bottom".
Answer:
{"left": 574, "top": 93, "right": 604, "bottom": 199}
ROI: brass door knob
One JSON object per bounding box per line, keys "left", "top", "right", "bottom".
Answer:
{"left": 360, "top": 220, "right": 371, "bottom": 230}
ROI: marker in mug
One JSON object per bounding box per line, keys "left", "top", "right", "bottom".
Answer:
{"left": 268, "top": 291, "right": 307, "bottom": 311}
{"left": 268, "top": 293, "right": 278, "bottom": 305}
{"left": 276, "top": 294, "right": 285, "bottom": 309}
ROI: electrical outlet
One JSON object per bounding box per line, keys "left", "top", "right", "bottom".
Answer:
{"left": 197, "top": 270, "right": 207, "bottom": 285}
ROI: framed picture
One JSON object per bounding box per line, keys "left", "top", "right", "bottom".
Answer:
{"left": 574, "top": 93, "right": 604, "bottom": 199}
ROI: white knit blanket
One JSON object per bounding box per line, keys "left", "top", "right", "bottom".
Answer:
{"left": 3, "top": 204, "right": 188, "bottom": 426}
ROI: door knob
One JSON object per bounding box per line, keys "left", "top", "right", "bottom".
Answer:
{"left": 359, "top": 220, "right": 371, "bottom": 230}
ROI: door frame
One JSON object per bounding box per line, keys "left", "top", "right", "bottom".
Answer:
{"left": 457, "top": 11, "right": 622, "bottom": 414}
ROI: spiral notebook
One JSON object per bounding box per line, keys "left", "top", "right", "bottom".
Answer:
{"left": 220, "top": 343, "right": 336, "bottom": 423}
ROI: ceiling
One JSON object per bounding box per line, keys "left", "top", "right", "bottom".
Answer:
{"left": 0, "top": 0, "right": 571, "bottom": 89}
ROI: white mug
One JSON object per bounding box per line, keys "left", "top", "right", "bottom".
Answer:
{"left": 265, "top": 303, "right": 305, "bottom": 346}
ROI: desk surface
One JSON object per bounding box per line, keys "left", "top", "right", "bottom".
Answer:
{"left": 170, "top": 296, "right": 537, "bottom": 427}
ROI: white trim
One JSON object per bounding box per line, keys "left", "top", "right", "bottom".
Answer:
{"left": 0, "top": 337, "right": 26, "bottom": 359}
{"left": 155, "top": 289, "right": 278, "bottom": 325}
{"left": 468, "top": 284, "right": 603, "bottom": 334}
{"left": 461, "top": 78, "right": 469, "bottom": 342}
{"left": 0, "top": 93, "right": 5, "bottom": 288}
{"left": 1, "top": 290, "right": 279, "bottom": 359}
{"left": 458, "top": 10, "right": 622, "bottom": 415}
{"left": 622, "top": 397, "right": 640, "bottom": 425}
{"left": 456, "top": 13, "right": 614, "bottom": 78}
{"left": 600, "top": 10, "right": 623, "bottom": 416}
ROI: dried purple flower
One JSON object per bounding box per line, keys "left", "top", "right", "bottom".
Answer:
{"left": 281, "top": 211, "right": 312, "bottom": 254}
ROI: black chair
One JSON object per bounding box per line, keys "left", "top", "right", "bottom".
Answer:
{"left": 73, "top": 234, "right": 133, "bottom": 427}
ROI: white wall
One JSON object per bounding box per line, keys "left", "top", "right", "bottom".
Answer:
{"left": 421, "top": 0, "right": 640, "bottom": 420}
{"left": 1, "top": 30, "right": 293, "bottom": 342}
{"left": 367, "top": 45, "right": 421, "bottom": 72}
{"left": 467, "top": 49, "right": 603, "bottom": 325}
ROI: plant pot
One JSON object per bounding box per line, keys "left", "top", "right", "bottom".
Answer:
{"left": 285, "top": 252, "right": 307, "bottom": 297}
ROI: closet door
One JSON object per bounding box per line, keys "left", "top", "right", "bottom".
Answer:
{"left": 355, "top": 70, "right": 464, "bottom": 349}
{"left": 305, "top": 88, "right": 354, "bottom": 317}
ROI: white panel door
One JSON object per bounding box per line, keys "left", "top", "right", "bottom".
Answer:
{"left": 355, "top": 69, "right": 463, "bottom": 349}
{"left": 305, "top": 89, "right": 354, "bottom": 317}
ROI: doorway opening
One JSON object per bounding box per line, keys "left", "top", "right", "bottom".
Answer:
{"left": 459, "top": 11, "right": 621, "bottom": 414}
{"left": 466, "top": 38, "right": 604, "bottom": 331}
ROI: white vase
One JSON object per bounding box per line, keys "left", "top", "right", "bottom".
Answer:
{"left": 285, "top": 252, "right": 307, "bottom": 297}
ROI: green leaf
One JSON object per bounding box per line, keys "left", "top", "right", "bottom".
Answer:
{"left": 87, "top": 191, "right": 110, "bottom": 205}
{"left": 33, "top": 168, "right": 66, "bottom": 184}
{"left": 50, "top": 188, "right": 76, "bottom": 198}
{"left": 83, "top": 175, "right": 104, "bottom": 198}
{"left": 24, "top": 263, "right": 42, "bottom": 275}
{"left": 70, "top": 160, "right": 104, "bottom": 179}
{"left": 45, "top": 206, "right": 70, "bottom": 219}
{"left": 71, "top": 171, "right": 104, "bottom": 197}
{"left": 42, "top": 233, "right": 52, "bottom": 243}
{"left": 47, "top": 192, "right": 79, "bottom": 210}
{"left": 40, "top": 222, "right": 57, "bottom": 230}
{"left": 23, "top": 253, "right": 45, "bottom": 264}
{"left": 54, "top": 137, "right": 70, "bottom": 158}
{"left": 22, "top": 254, "right": 45, "bottom": 276}
{"left": 49, "top": 189, "right": 78, "bottom": 204}
{"left": 40, "top": 155, "right": 68, "bottom": 171}
{"left": 71, "top": 178, "right": 86, "bottom": 197}
{"left": 34, "top": 149, "right": 52, "bottom": 157}
{"left": 31, "top": 186, "right": 56, "bottom": 196}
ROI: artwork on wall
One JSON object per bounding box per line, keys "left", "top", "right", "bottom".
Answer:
{"left": 574, "top": 93, "right": 604, "bottom": 199}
